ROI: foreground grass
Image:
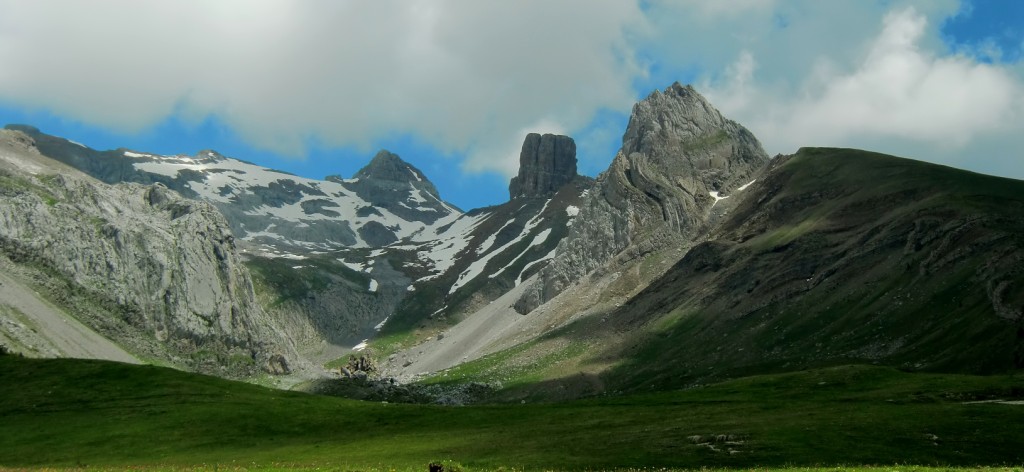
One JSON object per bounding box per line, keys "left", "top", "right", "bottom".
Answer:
{"left": 0, "top": 464, "right": 1019, "bottom": 468}
{"left": 1, "top": 357, "right": 1022, "bottom": 470}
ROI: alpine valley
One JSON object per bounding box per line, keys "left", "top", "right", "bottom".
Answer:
{"left": 1, "top": 83, "right": 1022, "bottom": 470}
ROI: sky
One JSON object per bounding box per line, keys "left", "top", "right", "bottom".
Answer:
{"left": 0, "top": 0, "right": 1022, "bottom": 210}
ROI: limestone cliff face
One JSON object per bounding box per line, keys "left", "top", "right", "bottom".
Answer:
{"left": 515, "top": 83, "right": 769, "bottom": 313}
{"left": 509, "top": 133, "right": 578, "bottom": 199}
{"left": 0, "top": 130, "right": 299, "bottom": 375}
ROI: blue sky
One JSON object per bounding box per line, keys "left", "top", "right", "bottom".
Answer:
{"left": 1, "top": 0, "right": 1022, "bottom": 210}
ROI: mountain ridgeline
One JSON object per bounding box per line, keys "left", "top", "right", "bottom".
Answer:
{"left": 515, "top": 83, "right": 768, "bottom": 314}
{"left": 0, "top": 82, "right": 1021, "bottom": 395}
{"left": 0, "top": 130, "right": 299, "bottom": 376}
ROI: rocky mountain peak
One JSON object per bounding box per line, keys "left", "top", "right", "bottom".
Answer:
{"left": 357, "top": 150, "right": 422, "bottom": 181}
{"left": 514, "top": 83, "right": 770, "bottom": 314}
{"left": 352, "top": 149, "right": 441, "bottom": 199}
{"left": 509, "top": 133, "right": 578, "bottom": 199}
{"left": 623, "top": 82, "right": 740, "bottom": 158}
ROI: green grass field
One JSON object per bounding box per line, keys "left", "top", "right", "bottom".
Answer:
{"left": 1, "top": 356, "right": 1022, "bottom": 471}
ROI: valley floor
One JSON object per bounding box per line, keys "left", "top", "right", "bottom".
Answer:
{"left": 0, "top": 467, "right": 1021, "bottom": 472}
{"left": 1, "top": 357, "right": 1022, "bottom": 471}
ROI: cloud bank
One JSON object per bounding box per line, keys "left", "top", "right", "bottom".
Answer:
{"left": 0, "top": 0, "right": 646, "bottom": 176}
{"left": 701, "top": 6, "right": 1024, "bottom": 175}
{"left": 1, "top": 0, "right": 1022, "bottom": 180}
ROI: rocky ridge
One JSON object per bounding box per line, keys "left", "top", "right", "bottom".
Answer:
{"left": 3, "top": 81, "right": 1021, "bottom": 401}
{"left": 0, "top": 129, "right": 301, "bottom": 376}
{"left": 0, "top": 124, "right": 597, "bottom": 371}
{"left": 4, "top": 125, "right": 460, "bottom": 252}
{"left": 515, "top": 82, "right": 769, "bottom": 313}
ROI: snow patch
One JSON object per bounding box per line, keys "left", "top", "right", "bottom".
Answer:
{"left": 477, "top": 219, "right": 516, "bottom": 255}
{"left": 368, "top": 279, "right": 379, "bottom": 292}
{"left": 374, "top": 316, "right": 389, "bottom": 331}
{"left": 488, "top": 228, "right": 553, "bottom": 281}
{"left": 353, "top": 339, "right": 369, "bottom": 352}
{"left": 255, "top": 250, "right": 306, "bottom": 260}
{"left": 709, "top": 191, "right": 729, "bottom": 206}
{"left": 517, "top": 247, "right": 557, "bottom": 286}
{"left": 415, "top": 212, "right": 490, "bottom": 280}
{"left": 738, "top": 179, "right": 756, "bottom": 191}
{"left": 529, "top": 198, "right": 553, "bottom": 224}
{"left": 123, "top": 151, "right": 151, "bottom": 158}
{"left": 340, "top": 259, "right": 368, "bottom": 273}
{"left": 565, "top": 205, "right": 580, "bottom": 217}
{"left": 449, "top": 202, "right": 552, "bottom": 294}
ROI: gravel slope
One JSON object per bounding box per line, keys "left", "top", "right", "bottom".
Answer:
{"left": 386, "top": 278, "right": 537, "bottom": 381}
{"left": 0, "top": 268, "right": 139, "bottom": 364}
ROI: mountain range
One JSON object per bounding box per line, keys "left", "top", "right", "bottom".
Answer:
{"left": 0, "top": 83, "right": 1020, "bottom": 399}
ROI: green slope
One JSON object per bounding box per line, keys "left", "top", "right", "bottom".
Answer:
{"left": 426, "top": 148, "right": 1023, "bottom": 400}
{"left": 603, "top": 148, "right": 1024, "bottom": 391}
{"left": 2, "top": 356, "right": 1023, "bottom": 470}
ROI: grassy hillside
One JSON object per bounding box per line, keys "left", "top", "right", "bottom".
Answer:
{"left": 601, "top": 148, "right": 1024, "bottom": 391}
{"left": 420, "top": 148, "right": 1024, "bottom": 400}
{"left": 1, "top": 356, "right": 1023, "bottom": 470}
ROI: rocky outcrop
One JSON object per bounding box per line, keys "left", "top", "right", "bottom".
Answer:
{"left": 0, "top": 130, "right": 300, "bottom": 376}
{"left": 509, "top": 134, "right": 578, "bottom": 199}
{"left": 515, "top": 83, "right": 769, "bottom": 313}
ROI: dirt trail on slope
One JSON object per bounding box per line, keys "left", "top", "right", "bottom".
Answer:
{"left": 0, "top": 269, "right": 140, "bottom": 364}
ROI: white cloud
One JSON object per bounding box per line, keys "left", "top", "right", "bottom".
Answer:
{"left": 701, "top": 6, "right": 1024, "bottom": 179}
{"left": 2, "top": 0, "right": 1022, "bottom": 184}
{"left": 0, "top": 0, "right": 647, "bottom": 177}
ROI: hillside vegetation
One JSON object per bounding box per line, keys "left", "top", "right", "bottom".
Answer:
{"left": 422, "top": 148, "right": 1024, "bottom": 400}
{"left": 1, "top": 356, "right": 1022, "bottom": 470}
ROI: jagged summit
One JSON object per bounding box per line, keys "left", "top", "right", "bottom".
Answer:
{"left": 339, "top": 149, "right": 442, "bottom": 201}
{"left": 509, "top": 133, "right": 578, "bottom": 199}
{"left": 515, "top": 82, "right": 770, "bottom": 314}
{"left": 356, "top": 150, "right": 430, "bottom": 183}
{"left": 621, "top": 82, "right": 766, "bottom": 180}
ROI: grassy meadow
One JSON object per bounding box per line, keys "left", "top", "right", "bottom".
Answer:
{"left": 1, "top": 356, "right": 1022, "bottom": 471}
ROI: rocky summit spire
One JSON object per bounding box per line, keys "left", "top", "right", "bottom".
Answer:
{"left": 620, "top": 82, "right": 766, "bottom": 168}
{"left": 509, "top": 133, "right": 577, "bottom": 199}
{"left": 514, "top": 83, "right": 771, "bottom": 315}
